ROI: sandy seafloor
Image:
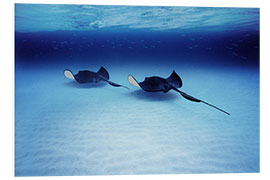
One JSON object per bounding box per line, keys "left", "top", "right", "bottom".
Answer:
{"left": 15, "top": 59, "right": 259, "bottom": 176}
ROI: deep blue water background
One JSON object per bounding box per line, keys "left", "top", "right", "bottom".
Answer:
{"left": 15, "top": 4, "right": 260, "bottom": 176}
{"left": 15, "top": 4, "right": 259, "bottom": 68}
{"left": 15, "top": 29, "right": 259, "bottom": 68}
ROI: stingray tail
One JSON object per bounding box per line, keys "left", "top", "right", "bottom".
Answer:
{"left": 96, "top": 67, "right": 129, "bottom": 90}
{"left": 97, "top": 66, "right": 110, "bottom": 80}
{"left": 106, "top": 80, "right": 130, "bottom": 90}
{"left": 171, "top": 86, "right": 230, "bottom": 115}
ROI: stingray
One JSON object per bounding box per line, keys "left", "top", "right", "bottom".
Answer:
{"left": 128, "top": 71, "right": 230, "bottom": 115}
{"left": 64, "top": 66, "right": 129, "bottom": 89}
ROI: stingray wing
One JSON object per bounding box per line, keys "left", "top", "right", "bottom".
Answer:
{"left": 97, "top": 66, "right": 110, "bottom": 80}
{"left": 64, "top": 69, "right": 75, "bottom": 80}
{"left": 166, "top": 70, "right": 182, "bottom": 88}
{"left": 128, "top": 75, "right": 140, "bottom": 87}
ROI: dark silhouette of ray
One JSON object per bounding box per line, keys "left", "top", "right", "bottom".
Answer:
{"left": 64, "top": 66, "right": 129, "bottom": 90}
{"left": 128, "top": 71, "right": 230, "bottom": 115}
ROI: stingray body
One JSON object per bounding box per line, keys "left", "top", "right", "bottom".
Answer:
{"left": 128, "top": 71, "right": 230, "bottom": 115}
{"left": 64, "top": 66, "right": 129, "bottom": 89}
{"left": 137, "top": 71, "right": 182, "bottom": 93}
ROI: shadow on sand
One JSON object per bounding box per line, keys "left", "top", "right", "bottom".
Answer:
{"left": 63, "top": 81, "right": 107, "bottom": 89}
{"left": 128, "top": 89, "right": 179, "bottom": 101}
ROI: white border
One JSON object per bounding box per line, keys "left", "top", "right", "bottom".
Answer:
{"left": 1, "top": 0, "right": 269, "bottom": 180}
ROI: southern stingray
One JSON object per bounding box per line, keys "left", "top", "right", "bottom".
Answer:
{"left": 128, "top": 71, "right": 230, "bottom": 115}
{"left": 64, "top": 66, "right": 129, "bottom": 89}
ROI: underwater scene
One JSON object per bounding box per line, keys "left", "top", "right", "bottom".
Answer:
{"left": 15, "top": 4, "right": 260, "bottom": 176}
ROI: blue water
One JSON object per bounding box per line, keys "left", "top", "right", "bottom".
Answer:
{"left": 15, "top": 4, "right": 259, "bottom": 176}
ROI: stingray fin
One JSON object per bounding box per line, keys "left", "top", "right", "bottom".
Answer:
{"left": 97, "top": 66, "right": 110, "bottom": 80}
{"left": 64, "top": 69, "right": 75, "bottom": 80}
{"left": 166, "top": 70, "right": 182, "bottom": 88}
{"left": 128, "top": 75, "right": 140, "bottom": 88}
